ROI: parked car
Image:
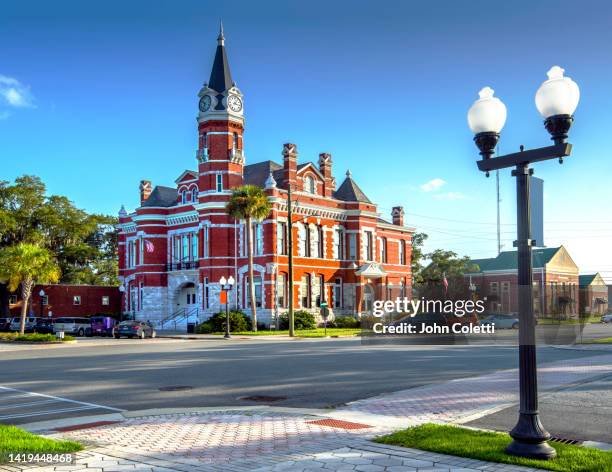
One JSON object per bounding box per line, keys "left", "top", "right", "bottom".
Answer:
{"left": 9, "top": 317, "right": 40, "bottom": 333}
{"left": 90, "top": 316, "right": 117, "bottom": 336}
{"left": 33, "top": 318, "right": 54, "bottom": 334}
{"left": 113, "top": 321, "right": 156, "bottom": 339}
{"left": 479, "top": 314, "right": 520, "bottom": 329}
{"left": 601, "top": 313, "right": 612, "bottom": 324}
{"left": 0, "top": 317, "right": 12, "bottom": 332}
{"left": 53, "top": 317, "right": 91, "bottom": 337}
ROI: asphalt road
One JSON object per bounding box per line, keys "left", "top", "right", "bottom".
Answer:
{"left": 1, "top": 337, "right": 609, "bottom": 426}
{"left": 467, "top": 373, "right": 612, "bottom": 443}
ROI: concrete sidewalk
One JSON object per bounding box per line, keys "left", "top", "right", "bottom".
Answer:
{"left": 6, "top": 353, "right": 612, "bottom": 471}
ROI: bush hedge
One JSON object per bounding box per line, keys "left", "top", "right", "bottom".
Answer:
{"left": 0, "top": 333, "right": 75, "bottom": 343}
{"left": 279, "top": 310, "right": 316, "bottom": 330}
{"left": 196, "top": 311, "right": 251, "bottom": 333}
{"left": 333, "top": 316, "right": 361, "bottom": 328}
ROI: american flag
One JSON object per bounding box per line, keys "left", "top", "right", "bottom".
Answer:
{"left": 144, "top": 239, "right": 155, "bottom": 253}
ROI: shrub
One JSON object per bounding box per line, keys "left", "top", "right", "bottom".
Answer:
{"left": 196, "top": 311, "right": 251, "bottom": 333}
{"left": 334, "top": 316, "right": 361, "bottom": 329}
{"left": 0, "top": 333, "right": 74, "bottom": 343}
{"left": 279, "top": 310, "right": 316, "bottom": 330}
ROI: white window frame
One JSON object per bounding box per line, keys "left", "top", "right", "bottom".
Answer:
{"left": 101, "top": 296, "right": 110, "bottom": 306}
{"left": 73, "top": 295, "right": 81, "bottom": 306}
{"left": 216, "top": 173, "right": 223, "bottom": 192}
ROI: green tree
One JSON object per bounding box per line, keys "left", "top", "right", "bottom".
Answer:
{"left": 0, "top": 243, "right": 61, "bottom": 334}
{"left": 421, "top": 249, "right": 478, "bottom": 282}
{"left": 410, "top": 232, "right": 429, "bottom": 285}
{"left": 226, "top": 185, "right": 272, "bottom": 331}
{"left": 0, "top": 176, "right": 118, "bottom": 314}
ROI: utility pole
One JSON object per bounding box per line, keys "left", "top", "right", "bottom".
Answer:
{"left": 496, "top": 169, "right": 502, "bottom": 255}
{"left": 287, "top": 183, "right": 295, "bottom": 337}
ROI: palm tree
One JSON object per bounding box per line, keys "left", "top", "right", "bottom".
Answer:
{"left": 226, "top": 185, "right": 271, "bottom": 331}
{"left": 0, "top": 243, "right": 60, "bottom": 335}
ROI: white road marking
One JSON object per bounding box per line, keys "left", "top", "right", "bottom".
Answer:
{"left": 0, "top": 385, "right": 122, "bottom": 421}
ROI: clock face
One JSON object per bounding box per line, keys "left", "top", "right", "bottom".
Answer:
{"left": 199, "top": 95, "right": 211, "bottom": 112}
{"left": 227, "top": 95, "right": 243, "bottom": 112}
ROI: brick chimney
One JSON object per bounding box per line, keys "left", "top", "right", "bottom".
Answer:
{"left": 392, "top": 206, "right": 404, "bottom": 226}
{"left": 139, "top": 180, "right": 152, "bottom": 205}
{"left": 282, "top": 143, "right": 298, "bottom": 188}
{"left": 318, "top": 153, "right": 334, "bottom": 197}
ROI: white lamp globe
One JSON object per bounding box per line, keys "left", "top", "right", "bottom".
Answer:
{"left": 219, "top": 276, "right": 227, "bottom": 286}
{"left": 228, "top": 275, "right": 235, "bottom": 286}
{"left": 535, "top": 66, "right": 580, "bottom": 118}
{"left": 467, "top": 87, "right": 507, "bottom": 134}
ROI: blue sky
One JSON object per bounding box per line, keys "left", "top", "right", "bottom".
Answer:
{"left": 2, "top": 0, "right": 612, "bottom": 280}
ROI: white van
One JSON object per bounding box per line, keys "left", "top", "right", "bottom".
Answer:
{"left": 53, "top": 317, "right": 91, "bottom": 337}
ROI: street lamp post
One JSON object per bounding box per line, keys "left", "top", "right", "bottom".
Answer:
{"left": 219, "top": 276, "right": 235, "bottom": 339}
{"left": 39, "top": 289, "right": 45, "bottom": 317}
{"left": 467, "top": 66, "right": 579, "bottom": 461}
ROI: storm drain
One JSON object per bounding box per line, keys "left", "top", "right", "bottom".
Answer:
{"left": 550, "top": 436, "right": 583, "bottom": 445}
{"left": 306, "top": 419, "right": 372, "bottom": 430}
{"left": 239, "top": 395, "right": 287, "bottom": 402}
{"left": 158, "top": 386, "right": 194, "bottom": 392}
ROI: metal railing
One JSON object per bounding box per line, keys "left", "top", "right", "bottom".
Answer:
{"left": 166, "top": 260, "right": 199, "bottom": 271}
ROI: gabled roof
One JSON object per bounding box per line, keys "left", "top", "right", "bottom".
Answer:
{"left": 579, "top": 273, "right": 605, "bottom": 287}
{"left": 297, "top": 162, "right": 325, "bottom": 180}
{"left": 243, "top": 160, "right": 283, "bottom": 187}
{"left": 141, "top": 186, "right": 178, "bottom": 208}
{"left": 175, "top": 170, "right": 198, "bottom": 184}
{"left": 334, "top": 171, "right": 371, "bottom": 203}
{"left": 208, "top": 24, "right": 234, "bottom": 94}
{"left": 471, "top": 247, "right": 560, "bottom": 272}
{"left": 579, "top": 274, "right": 597, "bottom": 286}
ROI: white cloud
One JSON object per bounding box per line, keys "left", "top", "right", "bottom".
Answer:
{"left": 420, "top": 178, "right": 446, "bottom": 192}
{"left": 434, "top": 191, "right": 467, "bottom": 201}
{"left": 0, "top": 74, "right": 35, "bottom": 109}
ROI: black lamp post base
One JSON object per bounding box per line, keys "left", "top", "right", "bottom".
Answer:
{"left": 506, "top": 413, "right": 557, "bottom": 460}
{"left": 224, "top": 333, "right": 231, "bottom": 339}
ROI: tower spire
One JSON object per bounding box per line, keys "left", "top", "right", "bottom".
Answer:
{"left": 208, "top": 21, "right": 234, "bottom": 94}
{"left": 217, "top": 20, "right": 225, "bottom": 45}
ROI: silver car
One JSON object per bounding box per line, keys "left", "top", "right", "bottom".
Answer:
{"left": 53, "top": 317, "right": 91, "bottom": 337}
{"left": 479, "top": 314, "right": 520, "bottom": 329}
{"left": 601, "top": 313, "right": 612, "bottom": 324}
{"left": 9, "top": 317, "right": 40, "bottom": 332}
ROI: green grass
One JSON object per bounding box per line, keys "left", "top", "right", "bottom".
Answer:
{"left": 209, "top": 328, "right": 362, "bottom": 337}
{"left": 0, "top": 425, "right": 83, "bottom": 463}
{"left": 375, "top": 424, "right": 612, "bottom": 472}
{"left": 587, "top": 337, "right": 612, "bottom": 344}
{"left": 537, "top": 315, "right": 603, "bottom": 325}
{"left": 0, "top": 333, "right": 75, "bottom": 343}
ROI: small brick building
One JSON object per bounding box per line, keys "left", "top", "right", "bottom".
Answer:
{"left": 8, "top": 284, "right": 121, "bottom": 318}
{"left": 117, "top": 27, "right": 414, "bottom": 327}
{"left": 578, "top": 273, "right": 608, "bottom": 315}
{"left": 467, "top": 246, "right": 579, "bottom": 318}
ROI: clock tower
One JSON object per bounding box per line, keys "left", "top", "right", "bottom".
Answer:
{"left": 196, "top": 23, "right": 245, "bottom": 193}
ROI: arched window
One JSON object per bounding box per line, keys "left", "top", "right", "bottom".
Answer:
{"left": 181, "top": 189, "right": 187, "bottom": 204}
{"left": 191, "top": 187, "right": 198, "bottom": 203}
{"left": 202, "top": 132, "right": 207, "bottom": 149}
{"left": 305, "top": 176, "right": 315, "bottom": 194}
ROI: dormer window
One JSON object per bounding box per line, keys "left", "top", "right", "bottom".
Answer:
{"left": 305, "top": 176, "right": 315, "bottom": 194}
{"left": 191, "top": 187, "right": 198, "bottom": 203}
{"left": 181, "top": 189, "right": 187, "bottom": 204}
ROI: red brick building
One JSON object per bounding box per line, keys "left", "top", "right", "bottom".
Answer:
{"left": 117, "top": 28, "right": 414, "bottom": 327}
{"left": 467, "top": 246, "right": 579, "bottom": 318}
{"left": 578, "top": 273, "right": 608, "bottom": 315}
{"left": 8, "top": 284, "right": 121, "bottom": 318}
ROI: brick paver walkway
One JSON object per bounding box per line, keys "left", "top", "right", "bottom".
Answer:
{"left": 4, "top": 353, "right": 611, "bottom": 471}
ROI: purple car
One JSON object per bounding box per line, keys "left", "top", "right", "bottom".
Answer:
{"left": 90, "top": 316, "right": 117, "bottom": 336}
